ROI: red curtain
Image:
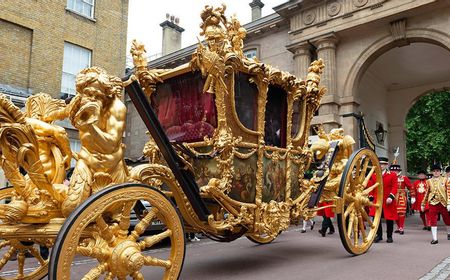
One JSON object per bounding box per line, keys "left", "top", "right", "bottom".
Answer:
{"left": 153, "top": 72, "right": 217, "bottom": 142}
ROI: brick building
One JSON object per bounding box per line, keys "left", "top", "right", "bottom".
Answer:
{"left": 0, "top": 0, "right": 129, "bottom": 184}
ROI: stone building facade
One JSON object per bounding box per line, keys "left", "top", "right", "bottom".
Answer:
{"left": 124, "top": 0, "right": 450, "bottom": 173}
{"left": 0, "top": 0, "right": 129, "bottom": 184}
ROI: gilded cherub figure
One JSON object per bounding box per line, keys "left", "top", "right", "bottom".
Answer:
{"left": 47, "top": 67, "right": 128, "bottom": 217}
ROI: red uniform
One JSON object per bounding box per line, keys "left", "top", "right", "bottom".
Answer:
{"left": 317, "top": 202, "right": 334, "bottom": 218}
{"left": 369, "top": 170, "right": 398, "bottom": 220}
{"left": 422, "top": 176, "right": 450, "bottom": 227}
{"left": 412, "top": 179, "right": 428, "bottom": 211}
{"left": 413, "top": 178, "right": 430, "bottom": 227}
{"left": 395, "top": 175, "right": 414, "bottom": 231}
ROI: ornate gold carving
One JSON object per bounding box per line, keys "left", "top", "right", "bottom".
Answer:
{"left": 129, "top": 40, "right": 166, "bottom": 98}
{"left": 257, "top": 200, "right": 291, "bottom": 237}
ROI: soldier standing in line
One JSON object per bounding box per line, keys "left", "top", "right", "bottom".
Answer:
{"left": 389, "top": 164, "right": 415, "bottom": 234}
{"left": 421, "top": 164, "right": 450, "bottom": 244}
{"left": 370, "top": 157, "right": 398, "bottom": 243}
{"left": 412, "top": 170, "right": 430, "bottom": 230}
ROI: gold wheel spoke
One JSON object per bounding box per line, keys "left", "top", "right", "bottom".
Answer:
{"left": 139, "top": 229, "right": 172, "bottom": 249}
{"left": 143, "top": 255, "right": 172, "bottom": 269}
{"left": 0, "top": 240, "right": 10, "bottom": 250}
{"left": 96, "top": 215, "right": 115, "bottom": 245}
{"left": 347, "top": 213, "right": 354, "bottom": 239}
{"left": 17, "top": 251, "right": 26, "bottom": 278}
{"left": 357, "top": 158, "right": 369, "bottom": 186}
{"left": 353, "top": 214, "right": 359, "bottom": 245}
{"left": 29, "top": 246, "right": 46, "bottom": 265}
{"left": 344, "top": 202, "right": 355, "bottom": 220}
{"left": 366, "top": 201, "right": 380, "bottom": 208}
{"left": 359, "top": 207, "right": 374, "bottom": 228}
{"left": 344, "top": 193, "right": 355, "bottom": 202}
{"left": 118, "top": 201, "right": 136, "bottom": 233}
{"left": 131, "top": 271, "right": 145, "bottom": 280}
{"left": 354, "top": 160, "right": 361, "bottom": 181}
{"left": 129, "top": 208, "right": 159, "bottom": 241}
{"left": 77, "top": 245, "right": 110, "bottom": 260}
{"left": 81, "top": 262, "right": 109, "bottom": 280}
{"left": 363, "top": 182, "right": 379, "bottom": 196}
{"left": 362, "top": 166, "right": 376, "bottom": 188}
{"left": 0, "top": 247, "right": 16, "bottom": 269}
{"left": 358, "top": 216, "right": 367, "bottom": 243}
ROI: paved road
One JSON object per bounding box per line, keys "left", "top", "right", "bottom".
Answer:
{"left": 175, "top": 214, "right": 450, "bottom": 280}
{"left": 1, "top": 214, "right": 449, "bottom": 279}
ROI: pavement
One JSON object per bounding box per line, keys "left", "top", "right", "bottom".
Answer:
{"left": 1, "top": 213, "right": 449, "bottom": 279}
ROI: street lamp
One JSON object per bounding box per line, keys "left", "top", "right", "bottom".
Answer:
{"left": 374, "top": 122, "right": 387, "bottom": 145}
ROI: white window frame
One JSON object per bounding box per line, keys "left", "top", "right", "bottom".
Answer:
{"left": 67, "top": 0, "right": 95, "bottom": 19}
{"left": 61, "top": 42, "right": 92, "bottom": 97}
{"left": 244, "top": 48, "right": 258, "bottom": 59}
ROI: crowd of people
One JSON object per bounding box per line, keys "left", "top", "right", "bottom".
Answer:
{"left": 304, "top": 158, "right": 450, "bottom": 245}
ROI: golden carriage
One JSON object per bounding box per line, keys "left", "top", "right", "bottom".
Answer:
{"left": 0, "top": 5, "right": 383, "bottom": 279}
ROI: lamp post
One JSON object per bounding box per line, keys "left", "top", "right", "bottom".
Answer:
{"left": 374, "top": 123, "right": 387, "bottom": 145}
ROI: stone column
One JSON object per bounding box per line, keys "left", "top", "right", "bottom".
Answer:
{"left": 311, "top": 33, "right": 340, "bottom": 132}
{"left": 288, "top": 41, "right": 311, "bottom": 79}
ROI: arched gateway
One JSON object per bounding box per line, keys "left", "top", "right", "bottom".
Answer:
{"left": 277, "top": 0, "right": 450, "bottom": 172}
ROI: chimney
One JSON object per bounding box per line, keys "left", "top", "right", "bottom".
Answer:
{"left": 160, "top": 14, "right": 184, "bottom": 56}
{"left": 249, "top": 0, "right": 264, "bottom": 21}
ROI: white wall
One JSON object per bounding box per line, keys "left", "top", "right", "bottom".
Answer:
{"left": 358, "top": 69, "right": 389, "bottom": 157}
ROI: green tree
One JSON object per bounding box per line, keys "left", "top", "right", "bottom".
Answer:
{"left": 405, "top": 90, "right": 450, "bottom": 173}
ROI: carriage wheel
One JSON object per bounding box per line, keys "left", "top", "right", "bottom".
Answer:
{"left": 337, "top": 148, "right": 383, "bottom": 255}
{"left": 246, "top": 233, "right": 277, "bottom": 245}
{"left": 49, "top": 183, "right": 185, "bottom": 280}
{"left": 0, "top": 188, "right": 49, "bottom": 280}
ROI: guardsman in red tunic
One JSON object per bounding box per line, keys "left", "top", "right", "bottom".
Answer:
{"left": 389, "top": 164, "right": 415, "bottom": 234}
{"left": 369, "top": 157, "right": 398, "bottom": 243}
{"left": 412, "top": 170, "right": 430, "bottom": 230}
{"left": 421, "top": 164, "right": 450, "bottom": 244}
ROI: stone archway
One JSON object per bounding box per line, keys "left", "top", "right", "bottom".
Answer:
{"left": 344, "top": 29, "right": 450, "bottom": 172}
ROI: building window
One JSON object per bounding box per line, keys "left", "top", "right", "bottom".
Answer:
{"left": 244, "top": 48, "right": 258, "bottom": 59}
{"left": 61, "top": 42, "right": 91, "bottom": 97}
{"left": 67, "top": 0, "right": 95, "bottom": 18}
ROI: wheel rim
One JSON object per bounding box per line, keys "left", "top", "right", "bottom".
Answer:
{"left": 246, "top": 233, "right": 277, "bottom": 245}
{"left": 49, "top": 183, "right": 185, "bottom": 280}
{"left": 0, "top": 188, "right": 49, "bottom": 280}
{"left": 337, "top": 148, "right": 383, "bottom": 255}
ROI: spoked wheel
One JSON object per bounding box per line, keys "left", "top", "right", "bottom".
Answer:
{"left": 0, "top": 188, "right": 49, "bottom": 280}
{"left": 337, "top": 148, "right": 383, "bottom": 255}
{"left": 246, "top": 233, "right": 277, "bottom": 245}
{"left": 49, "top": 183, "right": 185, "bottom": 280}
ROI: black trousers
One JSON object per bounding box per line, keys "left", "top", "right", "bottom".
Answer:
{"left": 321, "top": 216, "right": 335, "bottom": 232}
{"left": 377, "top": 219, "right": 394, "bottom": 239}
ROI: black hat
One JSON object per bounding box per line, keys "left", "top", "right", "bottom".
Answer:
{"left": 378, "top": 157, "right": 389, "bottom": 164}
{"left": 445, "top": 166, "right": 450, "bottom": 173}
{"left": 417, "top": 170, "right": 427, "bottom": 175}
{"left": 389, "top": 164, "right": 401, "bottom": 171}
{"left": 431, "top": 164, "right": 442, "bottom": 171}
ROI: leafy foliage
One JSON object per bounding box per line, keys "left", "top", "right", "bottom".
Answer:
{"left": 405, "top": 91, "right": 450, "bottom": 173}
